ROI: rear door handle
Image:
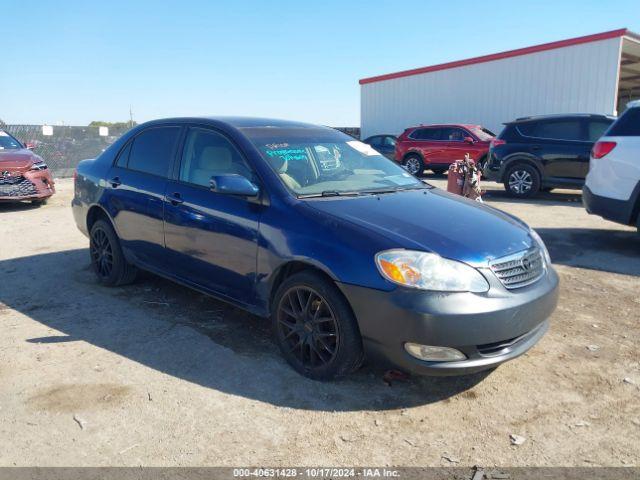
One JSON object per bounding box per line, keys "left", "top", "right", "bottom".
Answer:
{"left": 531, "top": 145, "right": 541, "bottom": 151}
{"left": 109, "top": 176, "right": 121, "bottom": 188}
{"left": 167, "top": 192, "right": 184, "bottom": 205}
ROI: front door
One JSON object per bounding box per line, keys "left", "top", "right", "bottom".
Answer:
{"left": 105, "top": 125, "right": 181, "bottom": 267}
{"left": 163, "top": 126, "right": 262, "bottom": 306}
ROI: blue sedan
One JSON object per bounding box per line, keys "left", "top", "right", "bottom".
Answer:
{"left": 72, "top": 117, "right": 559, "bottom": 380}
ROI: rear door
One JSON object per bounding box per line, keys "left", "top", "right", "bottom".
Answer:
{"left": 410, "top": 127, "right": 442, "bottom": 164}
{"left": 163, "top": 126, "right": 262, "bottom": 306}
{"left": 105, "top": 125, "right": 182, "bottom": 267}
{"left": 526, "top": 119, "right": 589, "bottom": 180}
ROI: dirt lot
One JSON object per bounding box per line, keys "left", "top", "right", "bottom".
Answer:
{"left": 1, "top": 177, "right": 639, "bottom": 467}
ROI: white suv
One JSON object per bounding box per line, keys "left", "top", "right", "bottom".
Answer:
{"left": 583, "top": 100, "right": 640, "bottom": 231}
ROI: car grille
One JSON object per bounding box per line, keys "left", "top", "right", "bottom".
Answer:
{"left": 489, "top": 247, "right": 545, "bottom": 289}
{"left": 0, "top": 175, "right": 38, "bottom": 197}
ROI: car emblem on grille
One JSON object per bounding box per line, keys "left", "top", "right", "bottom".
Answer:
{"left": 1, "top": 171, "right": 10, "bottom": 178}
{"left": 521, "top": 257, "right": 531, "bottom": 271}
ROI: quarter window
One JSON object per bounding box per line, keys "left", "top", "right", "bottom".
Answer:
{"left": 587, "top": 120, "right": 614, "bottom": 142}
{"left": 179, "top": 128, "right": 253, "bottom": 188}
{"left": 127, "top": 127, "right": 181, "bottom": 177}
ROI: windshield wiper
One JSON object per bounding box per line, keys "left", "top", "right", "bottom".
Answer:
{"left": 359, "top": 185, "right": 430, "bottom": 195}
{"left": 297, "top": 190, "right": 361, "bottom": 198}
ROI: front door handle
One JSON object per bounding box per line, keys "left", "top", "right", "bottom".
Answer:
{"left": 531, "top": 145, "right": 542, "bottom": 151}
{"left": 109, "top": 176, "right": 121, "bottom": 188}
{"left": 167, "top": 192, "right": 184, "bottom": 205}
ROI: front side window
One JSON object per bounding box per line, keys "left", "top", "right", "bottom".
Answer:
{"left": 180, "top": 128, "right": 253, "bottom": 188}
{"left": 382, "top": 136, "right": 397, "bottom": 147}
{"left": 243, "top": 127, "right": 424, "bottom": 197}
{"left": 127, "top": 126, "right": 181, "bottom": 177}
{"left": 441, "top": 127, "right": 468, "bottom": 142}
{"left": 0, "top": 130, "right": 23, "bottom": 150}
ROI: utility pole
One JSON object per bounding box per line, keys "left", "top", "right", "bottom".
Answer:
{"left": 129, "top": 105, "right": 134, "bottom": 128}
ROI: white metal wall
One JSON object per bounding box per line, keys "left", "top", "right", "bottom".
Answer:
{"left": 360, "top": 37, "right": 622, "bottom": 139}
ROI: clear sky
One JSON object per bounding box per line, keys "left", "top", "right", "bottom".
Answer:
{"left": 1, "top": 0, "right": 638, "bottom": 126}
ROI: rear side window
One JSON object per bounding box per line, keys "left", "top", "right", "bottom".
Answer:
{"left": 607, "top": 108, "right": 640, "bottom": 136}
{"left": 127, "top": 126, "right": 181, "bottom": 177}
{"left": 365, "top": 136, "right": 382, "bottom": 147}
{"left": 535, "top": 120, "right": 582, "bottom": 140}
{"left": 587, "top": 120, "right": 614, "bottom": 142}
{"left": 410, "top": 128, "right": 441, "bottom": 140}
{"left": 518, "top": 120, "right": 582, "bottom": 141}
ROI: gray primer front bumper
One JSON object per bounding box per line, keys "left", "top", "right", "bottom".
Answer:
{"left": 338, "top": 266, "right": 559, "bottom": 376}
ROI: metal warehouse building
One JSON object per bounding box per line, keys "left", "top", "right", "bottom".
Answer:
{"left": 360, "top": 28, "right": 640, "bottom": 139}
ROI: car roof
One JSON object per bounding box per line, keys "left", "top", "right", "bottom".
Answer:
{"left": 507, "top": 113, "right": 616, "bottom": 124}
{"left": 407, "top": 124, "right": 483, "bottom": 130}
{"left": 139, "top": 116, "right": 326, "bottom": 130}
{"left": 627, "top": 100, "right": 640, "bottom": 109}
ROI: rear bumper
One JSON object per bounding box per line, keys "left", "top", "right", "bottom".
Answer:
{"left": 0, "top": 170, "right": 55, "bottom": 202}
{"left": 338, "top": 267, "right": 559, "bottom": 376}
{"left": 583, "top": 185, "right": 637, "bottom": 226}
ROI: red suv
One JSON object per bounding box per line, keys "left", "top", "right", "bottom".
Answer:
{"left": 395, "top": 124, "right": 495, "bottom": 176}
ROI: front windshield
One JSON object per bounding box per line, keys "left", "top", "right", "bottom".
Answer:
{"left": 0, "top": 131, "right": 23, "bottom": 150}
{"left": 244, "top": 127, "right": 424, "bottom": 196}
{"left": 471, "top": 127, "right": 495, "bottom": 141}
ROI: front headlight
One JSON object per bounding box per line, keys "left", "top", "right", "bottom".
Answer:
{"left": 529, "top": 228, "right": 551, "bottom": 264}
{"left": 375, "top": 249, "right": 489, "bottom": 293}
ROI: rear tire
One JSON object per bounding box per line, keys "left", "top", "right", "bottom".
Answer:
{"left": 89, "top": 219, "right": 137, "bottom": 286}
{"left": 271, "top": 271, "right": 364, "bottom": 380}
{"left": 402, "top": 154, "right": 424, "bottom": 177}
{"left": 504, "top": 163, "right": 541, "bottom": 198}
{"left": 31, "top": 198, "right": 48, "bottom": 206}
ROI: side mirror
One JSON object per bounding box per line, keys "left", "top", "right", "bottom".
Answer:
{"left": 24, "top": 142, "right": 34, "bottom": 150}
{"left": 464, "top": 136, "right": 475, "bottom": 144}
{"left": 210, "top": 174, "right": 259, "bottom": 197}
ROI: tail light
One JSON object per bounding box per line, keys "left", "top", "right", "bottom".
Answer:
{"left": 73, "top": 169, "right": 78, "bottom": 181}
{"left": 490, "top": 138, "right": 506, "bottom": 148}
{"left": 591, "top": 141, "right": 616, "bottom": 159}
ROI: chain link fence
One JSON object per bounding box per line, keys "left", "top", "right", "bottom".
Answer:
{"left": 3, "top": 124, "right": 360, "bottom": 178}
{"left": 3, "top": 124, "right": 132, "bottom": 178}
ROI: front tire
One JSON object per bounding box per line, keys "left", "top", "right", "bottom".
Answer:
{"left": 504, "top": 163, "right": 541, "bottom": 198}
{"left": 89, "top": 219, "right": 137, "bottom": 286}
{"left": 402, "top": 154, "right": 424, "bottom": 177}
{"left": 271, "top": 271, "right": 364, "bottom": 380}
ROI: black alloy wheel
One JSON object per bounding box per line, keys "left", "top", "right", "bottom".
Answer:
{"left": 90, "top": 226, "right": 114, "bottom": 280}
{"left": 272, "top": 271, "right": 364, "bottom": 380}
{"left": 89, "top": 219, "right": 137, "bottom": 286}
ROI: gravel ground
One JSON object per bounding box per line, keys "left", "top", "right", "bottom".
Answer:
{"left": 0, "top": 177, "right": 639, "bottom": 467}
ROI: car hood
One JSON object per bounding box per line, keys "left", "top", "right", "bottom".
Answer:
{"left": 0, "top": 149, "right": 37, "bottom": 173}
{"left": 304, "top": 188, "right": 534, "bottom": 265}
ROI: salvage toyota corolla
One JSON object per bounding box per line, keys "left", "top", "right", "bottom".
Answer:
{"left": 0, "top": 130, "right": 55, "bottom": 204}
{"left": 72, "top": 117, "right": 559, "bottom": 380}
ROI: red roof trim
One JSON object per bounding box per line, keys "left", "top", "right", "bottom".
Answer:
{"left": 360, "top": 28, "right": 632, "bottom": 85}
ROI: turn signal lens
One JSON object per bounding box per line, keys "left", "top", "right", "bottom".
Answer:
{"left": 591, "top": 141, "right": 616, "bottom": 159}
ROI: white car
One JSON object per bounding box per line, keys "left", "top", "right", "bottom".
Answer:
{"left": 583, "top": 100, "right": 640, "bottom": 231}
